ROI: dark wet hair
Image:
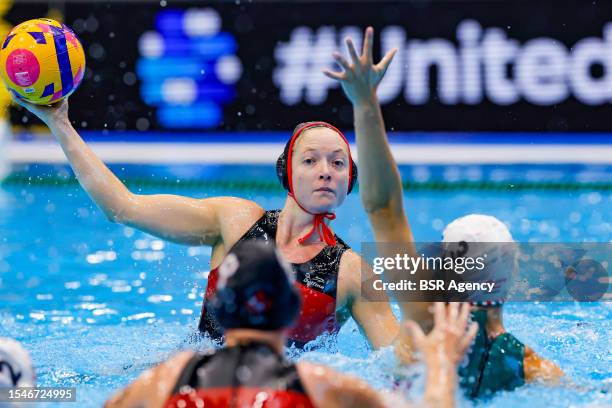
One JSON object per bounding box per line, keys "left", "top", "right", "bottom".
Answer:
{"left": 209, "top": 241, "right": 301, "bottom": 331}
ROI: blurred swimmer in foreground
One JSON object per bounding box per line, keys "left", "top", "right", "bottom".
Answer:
{"left": 325, "top": 26, "right": 563, "bottom": 397}
{"left": 0, "top": 337, "right": 36, "bottom": 408}
{"left": 105, "top": 241, "right": 477, "bottom": 408}
{"left": 14, "top": 62, "right": 427, "bottom": 352}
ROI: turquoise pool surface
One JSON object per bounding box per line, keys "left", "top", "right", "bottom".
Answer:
{"left": 0, "top": 164, "right": 610, "bottom": 407}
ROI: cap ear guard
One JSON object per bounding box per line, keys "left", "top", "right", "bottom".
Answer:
{"left": 276, "top": 123, "right": 358, "bottom": 194}
{"left": 276, "top": 140, "right": 291, "bottom": 190}
{"left": 349, "top": 162, "right": 358, "bottom": 193}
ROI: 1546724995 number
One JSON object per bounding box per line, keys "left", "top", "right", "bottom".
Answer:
{"left": 1, "top": 387, "right": 76, "bottom": 402}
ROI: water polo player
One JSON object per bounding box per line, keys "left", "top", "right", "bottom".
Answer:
{"left": 13, "top": 93, "right": 417, "bottom": 351}
{"left": 326, "top": 26, "right": 564, "bottom": 397}
{"left": 105, "top": 241, "right": 477, "bottom": 408}
{"left": 0, "top": 337, "right": 35, "bottom": 389}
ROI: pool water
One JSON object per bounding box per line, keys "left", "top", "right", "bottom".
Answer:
{"left": 0, "top": 164, "right": 610, "bottom": 407}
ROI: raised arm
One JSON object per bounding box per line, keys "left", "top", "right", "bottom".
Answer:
{"left": 324, "top": 27, "right": 411, "bottom": 244}
{"left": 14, "top": 98, "right": 263, "bottom": 246}
{"left": 325, "top": 28, "right": 433, "bottom": 327}
{"left": 338, "top": 250, "right": 415, "bottom": 363}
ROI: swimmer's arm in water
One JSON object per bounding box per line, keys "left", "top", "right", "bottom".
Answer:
{"left": 337, "top": 250, "right": 405, "bottom": 350}
{"left": 11, "top": 98, "right": 264, "bottom": 246}
{"left": 298, "top": 361, "right": 408, "bottom": 408}
{"left": 338, "top": 250, "right": 420, "bottom": 364}
{"left": 104, "top": 351, "right": 193, "bottom": 408}
{"left": 338, "top": 249, "right": 434, "bottom": 363}
{"left": 523, "top": 344, "right": 564, "bottom": 382}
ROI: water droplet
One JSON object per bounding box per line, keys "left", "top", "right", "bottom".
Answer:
{"left": 123, "top": 72, "right": 137, "bottom": 86}
{"left": 136, "top": 118, "right": 150, "bottom": 131}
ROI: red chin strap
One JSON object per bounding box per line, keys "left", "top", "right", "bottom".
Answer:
{"left": 286, "top": 122, "right": 353, "bottom": 247}
{"left": 288, "top": 192, "right": 337, "bottom": 246}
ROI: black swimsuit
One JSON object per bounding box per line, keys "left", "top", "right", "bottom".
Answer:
{"left": 199, "top": 210, "right": 350, "bottom": 345}
{"left": 164, "top": 342, "right": 314, "bottom": 408}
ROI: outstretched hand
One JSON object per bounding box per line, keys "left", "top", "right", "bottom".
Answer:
{"left": 323, "top": 26, "right": 397, "bottom": 105}
{"left": 11, "top": 95, "right": 69, "bottom": 127}
{"left": 405, "top": 302, "right": 478, "bottom": 367}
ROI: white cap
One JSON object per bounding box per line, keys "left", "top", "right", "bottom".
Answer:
{"left": 443, "top": 214, "right": 513, "bottom": 243}
{"left": 0, "top": 338, "right": 35, "bottom": 387}
{"left": 442, "top": 214, "right": 516, "bottom": 304}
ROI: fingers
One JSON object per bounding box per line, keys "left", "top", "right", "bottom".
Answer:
{"left": 322, "top": 69, "right": 345, "bottom": 81}
{"left": 448, "top": 302, "right": 459, "bottom": 323}
{"left": 362, "top": 26, "right": 374, "bottom": 63}
{"left": 458, "top": 322, "right": 479, "bottom": 354}
{"left": 404, "top": 320, "right": 425, "bottom": 349}
{"left": 10, "top": 93, "right": 45, "bottom": 109}
{"left": 332, "top": 51, "right": 351, "bottom": 72}
{"left": 466, "top": 322, "right": 478, "bottom": 343}
{"left": 345, "top": 37, "right": 360, "bottom": 65}
{"left": 375, "top": 48, "right": 397, "bottom": 77}
{"left": 378, "top": 48, "right": 397, "bottom": 69}
{"left": 458, "top": 302, "right": 471, "bottom": 331}
{"left": 432, "top": 302, "right": 446, "bottom": 328}
{"left": 10, "top": 95, "right": 40, "bottom": 113}
{"left": 10, "top": 93, "right": 26, "bottom": 108}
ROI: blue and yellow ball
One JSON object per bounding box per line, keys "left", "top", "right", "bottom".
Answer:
{"left": 0, "top": 18, "right": 85, "bottom": 105}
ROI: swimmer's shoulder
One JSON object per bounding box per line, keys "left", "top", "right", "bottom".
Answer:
{"left": 207, "top": 197, "right": 265, "bottom": 236}
{"left": 523, "top": 344, "right": 564, "bottom": 382}
{"left": 338, "top": 249, "right": 363, "bottom": 279}
{"left": 208, "top": 197, "right": 265, "bottom": 262}
{"left": 336, "top": 249, "right": 364, "bottom": 301}
{"left": 204, "top": 196, "right": 265, "bottom": 219}
{"left": 104, "top": 351, "right": 195, "bottom": 408}
{"left": 297, "top": 361, "right": 389, "bottom": 408}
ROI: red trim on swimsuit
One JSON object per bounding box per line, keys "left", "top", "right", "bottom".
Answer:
{"left": 165, "top": 387, "right": 314, "bottom": 408}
